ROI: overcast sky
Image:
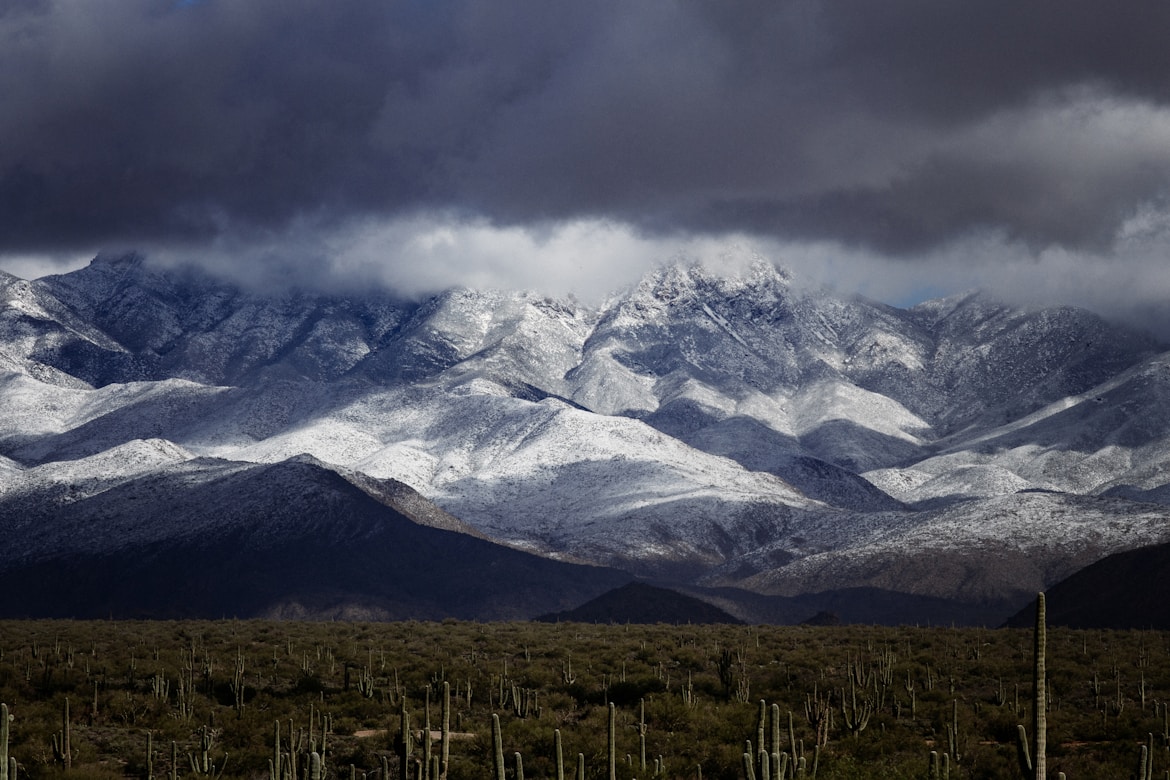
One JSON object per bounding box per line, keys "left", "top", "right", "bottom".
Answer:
{"left": 2, "top": 1, "right": 1170, "bottom": 331}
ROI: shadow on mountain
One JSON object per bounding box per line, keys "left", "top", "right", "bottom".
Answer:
{"left": 642, "top": 397, "right": 728, "bottom": 439}
{"left": 492, "top": 379, "right": 594, "bottom": 411}
{"left": 1100, "top": 483, "right": 1170, "bottom": 506}
{"left": 649, "top": 414, "right": 904, "bottom": 512}
{"left": 32, "top": 330, "right": 155, "bottom": 386}
{"left": 2, "top": 382, "right": 231, "bottom": 465}
{"left": 956, "top": 357, "right": 1170, "bottom": 456}
{"left": 0, "top": 457, "right": 632, "bottom": 620}
{"left": 0, "top": 527, "right": 631, "bottom": 621}
{"left": 4, "top": 378, "right": 381, "bottom": 466}
{"left": 776, "top": 455, "right": 904, "bottom": 511}
{"left": 1003, "top": 541, "right": 1170, "bottom": 629}
{"left": 798, "top": 419, "right": 926, "bottom": 472}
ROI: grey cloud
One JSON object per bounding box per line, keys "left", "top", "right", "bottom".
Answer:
{"left": 2, "top": 1, "right": 1170, "bottom": 261}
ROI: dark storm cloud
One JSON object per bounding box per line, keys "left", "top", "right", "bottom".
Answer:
{"left": 2, "top": 0, "right": 1170, "bottom": 257}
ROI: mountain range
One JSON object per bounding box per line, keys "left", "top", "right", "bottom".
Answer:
{"left": 2, "top": 252, "right": 1169, "bottom": 625}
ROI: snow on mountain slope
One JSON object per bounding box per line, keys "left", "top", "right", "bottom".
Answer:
{"left": 0, "top": 374, "right": 233, "bottom": 464}
{"left": 789, "top": 379, "right": 929, "bottom": 442}
{"left": 0, "top": 371, "right": 92, "bottom": 444}
{"left": 717, "top": 492, "right": 1170, "bottom": 606}
{"left": 3, "top": 253, "right": 1170, "bottom": 620}
{"left": 869, "top": 351, "right": 1170, "bottom": 503}
{"left": 571, "top": 261, "right": 807, "bottom": 405}
{"left": 356, "top": 288, "right": 596, "bottom": 398}
{"left": 564, "top": 345, "right": 660, "bottom": 415}
{"left": 0, "top": 270, "right": 126, "bottom": 354}
{"left": 416, "top": 397, "right": 817, "bottom": 571}
{"left": 787, "top": 379, "right": 931, "bottom": 471}
{"left": 0, "top": 271, "right": 129, "bottom": 388}
{"left": 37, "top": 253, "right": 413, "bottom": 385}
{"left": 18, "top": 254, "right": 1159, "bottom": 498}
{"left": 680, "top": 417, "right": 904, "bottom": 512}
{"left": 864, "top": 463, "right": 1034, "bottom": 504}
{"left": 0, "top": 438, "right": 194, "bottom": 510}
{"left": 196, "top": 380, "right": 819, "bottom": 575}
{"left": 0, "top": 454, "right": 18, "bottom": 475}
{"left": 572, "top": 261, "right": 944, "bottom": 476}
{"left": 907, "top": 292, "right": 1161, "bottom": 434}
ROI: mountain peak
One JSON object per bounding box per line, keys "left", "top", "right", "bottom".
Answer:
{"left": 4, "top": 248, "right": 1170, "bottom": 625}
{"left": 89, "top": 251, "right": 147, "bottom": 272}
{"left": 637, "top": 255, "right": 790, "bottom": 298}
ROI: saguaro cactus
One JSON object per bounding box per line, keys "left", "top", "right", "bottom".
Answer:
{"left": 491, "top": 715, "right": 505, "bottom": 780}
{"left": 840, "top": 677, "right": 873, "bottom": 738}
{"left": 947, "top": 699, "right": 962, "bottom": 765}
{"left": 272, "top": 720, "right": 282, "bottom": 780}
{"left": 754, "top": 700, "right": 766, "bottom": 772}
{"left": 741, "top": 751, "right": 756, "bottom": 780}
{"left": 554, "top": 729, "right": 565, "bottom": 780}
{"left": 1, "top": 703, "right": 10, "bottom": 780}
{"left": 398, "top": 701, "right": 414, "bottom": 780}
{"left": 188, "top": 724, "right": 227, "bottom": 779}
{"left": 439, "top": 681, "right": 451, "bottom": 780}
{"left": 51, "top": 698, "right": 72, "bottom": 770}
{"left": 639, "top": 699, "right": 648, "bottom": 773}
{"left": 422, "top": 694, "right": 432, "bottom": 780}
{"left": 1016, "top": 592, "right": 1047, "bottom": 780}
{"left": 1034, "top": 592, "right": 1046, "bottom": 780}
{"left": 1134, "top": 732, "right": 1157, "bottom": 780}
{"left": 608, "top": 703, "right": 617, "bottom": 780}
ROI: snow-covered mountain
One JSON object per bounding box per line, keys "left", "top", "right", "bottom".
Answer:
{"left": 1, "top": 253, "right": 1168, "bottom": 623}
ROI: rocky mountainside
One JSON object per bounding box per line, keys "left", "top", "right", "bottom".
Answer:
{"left": 2, "top": 252, "right": 1168, "bottom": 623}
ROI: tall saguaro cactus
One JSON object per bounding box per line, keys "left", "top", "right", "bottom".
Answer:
{"left": 1, "top": 703, "right": 10, "bottom": 780}
{"left": 554, "top": 729, "right": 565, "bottom": 780}
{"left": 51, "top": 698, "right": 72, "bottom": 770}
{"left": 398, "top": 701, "right": 414, "bottom": 780}
{"left": 491, "top": 714, "right": 505, "bottom": 780}
{"left": 639, "top": 699, "right": 648, "bottom": 773}
{"left": 439, "top": 682, "right": 451, "bottom": 780}
{"left": 1033, "top": 593, "right": 1046, "bottom": 780}
{"left": 422, "top": 694, "right": 432, "bottom": 780}
{"left": 1016, "top": 592, "right": 1047, "bottom": 779}
{"left": 271, "top": 720, "right": 282, "bottom": 780}
{"left": 608, "top": 703, "right": 617, "bottom": 780}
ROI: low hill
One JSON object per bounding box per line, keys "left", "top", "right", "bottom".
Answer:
{"left": 1004, "top": 541, "right": 1170, "bottom": 629}
{"left": 536, "top": 581, "right": 741, "bottom": 624}
{"left": 0, "top": 455, "right": 631, "bottom": 620}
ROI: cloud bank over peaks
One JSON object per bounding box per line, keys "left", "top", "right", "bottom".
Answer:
{"left": 147, "top": 215, "right": 789, "bottom": 306}
{"left": 1, "top": 2, "right": 1169, "bottom": 333}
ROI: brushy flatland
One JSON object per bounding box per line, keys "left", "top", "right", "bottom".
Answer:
{"left": 0, "top": 619, "right": 1166, "bottom": 779}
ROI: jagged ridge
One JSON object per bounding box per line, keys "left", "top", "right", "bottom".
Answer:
{"left": 2, "top": 253, "right": 1170, "bottom": 623}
